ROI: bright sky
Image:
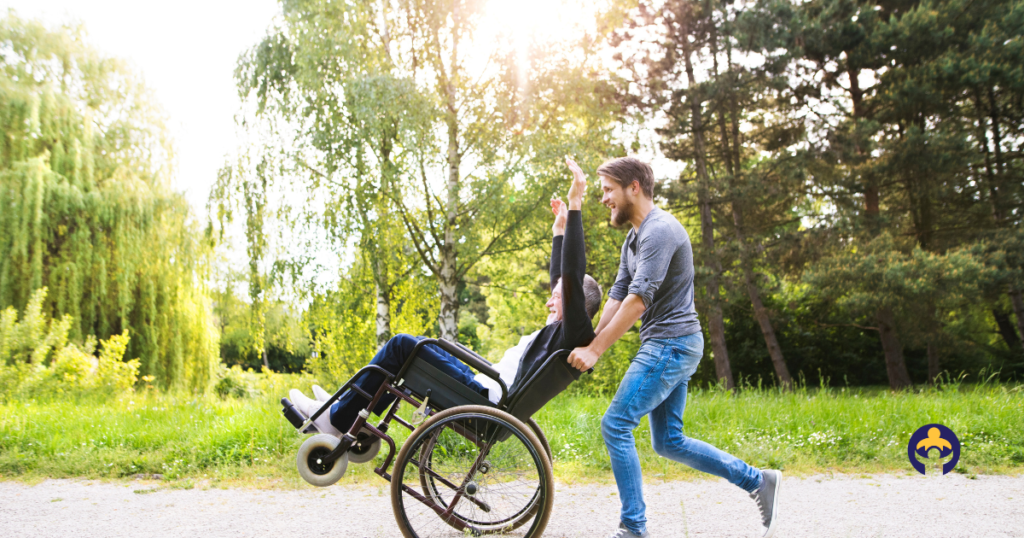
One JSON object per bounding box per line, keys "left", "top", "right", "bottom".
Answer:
{"left": 6, "top": 0, "right": 282, "bottom": 218}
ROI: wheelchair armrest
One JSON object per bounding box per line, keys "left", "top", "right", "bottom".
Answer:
{"left": 430, "top": 339, "right": 508, "bottom": 406}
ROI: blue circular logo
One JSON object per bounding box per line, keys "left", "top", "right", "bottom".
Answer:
{"left": 907, "top": 423, "right": 960, "bottom": 475}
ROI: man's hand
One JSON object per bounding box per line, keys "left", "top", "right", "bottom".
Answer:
{"left": 564, "top": 156, "right": 587, "bottom": 210}
{"left": 551, "top": 198, "right": 567, "bottom": 235}
{"left": 567, "top": 345, "right": 600, "bottom": 372}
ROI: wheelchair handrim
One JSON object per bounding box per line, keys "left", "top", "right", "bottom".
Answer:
{"left": 393, "top": 411, "right": 550, "bottom": 537}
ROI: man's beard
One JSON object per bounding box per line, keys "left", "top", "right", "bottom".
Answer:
{"left": 611, "top": 199, "right": 635, "bottom": 228}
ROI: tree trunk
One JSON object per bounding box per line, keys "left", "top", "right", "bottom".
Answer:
{"left": 438, "top": 10, "right": 461, "bottom": 343}
{"left": 724, "top": 132, "right": 791, "bottom": 388}
{"left": 375, "top": 281, "right": 391, "bottom": 350}
{"left": 742, "top": 262, "right": 792, "bottom": 388}
{"left": 681, "top": 13, "right": 732, "bottom": 389}
{"left": 705, "top": 272, "right": 733, "bottom": 389}
{"left": 1011, "top": 290, "right": 1024, "bottom": 352}
{"left": 876, "top": 307, "right": 912, "bottom": 390}
{"left": 439, "top": 125, "right": 460, "bottom": 341}
{"left": 927, "top": 340, "right": 940, "bottom": 385}
{"left": 973, "top": 89, "right": 1003, "bottom": 223}
{"left": 711, "top": 47, "right": 792, "bottom": 389}
{"left": 993, "top": 308, "right": 1022, "bottom": 352}
{"left": 848, "top": 66, "right": 880, "bottom": 225}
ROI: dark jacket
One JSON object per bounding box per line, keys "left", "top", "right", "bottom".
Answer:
{"left": 509, "top": 209, "right": 595, "bottom": 393}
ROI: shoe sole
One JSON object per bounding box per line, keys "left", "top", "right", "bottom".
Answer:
{"left": 763, "top": 470, "right": 781, "bottom": 538}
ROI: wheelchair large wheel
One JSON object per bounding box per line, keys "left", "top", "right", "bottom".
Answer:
{"left": 391, "top": 405, "right": 554, "bottom": 538}
{"left": 524, "top": 418, "right": 552, "bottom": 463}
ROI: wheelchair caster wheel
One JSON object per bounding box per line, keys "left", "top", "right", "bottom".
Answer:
{"left": 348, "top": 428, "right": 381, "bottom": 464}
{"left": 297, "top": 434, "right": 348, "bottom": 487}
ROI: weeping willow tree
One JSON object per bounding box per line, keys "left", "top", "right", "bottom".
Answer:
{"left": 0, "top": 14, "right": 219, "bottom": 391}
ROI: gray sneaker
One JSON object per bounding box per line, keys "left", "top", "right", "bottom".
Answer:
{"left": 606, "top": 522, "right": 650, "bottom": 538}
{"left": 750, "top": 469, "right": 781, "bottom": 537}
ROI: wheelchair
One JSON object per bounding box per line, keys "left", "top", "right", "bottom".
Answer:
{"left": 280, "top": 338, "right": 586, "bottom": 538}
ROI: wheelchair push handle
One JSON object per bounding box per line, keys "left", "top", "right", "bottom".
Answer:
{"left": 548, "top": 348, "right": 594, "bottom": 375}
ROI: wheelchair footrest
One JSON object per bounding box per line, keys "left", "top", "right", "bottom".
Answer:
{"left": 281, "top": 397, "right": 318, "bottom": 434}
{"left": 281, "top": 397, "right": 304, "bottom": 428}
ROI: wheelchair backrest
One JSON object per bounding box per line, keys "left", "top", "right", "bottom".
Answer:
{"left": 505, "top": 349, "right": 581, "bottom": 422}
{"left": 400, "top": 355, "right": 494, "bottom": 411}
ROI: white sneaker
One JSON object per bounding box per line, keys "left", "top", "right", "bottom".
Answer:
{"left": 312, "top": 385, "right": 332, "bottom": 402}
{"left": 289, "top": 389, "right": 341, "bottom": 436}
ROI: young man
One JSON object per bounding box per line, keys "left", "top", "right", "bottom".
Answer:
{"left": 290, "top": 157, "right": 601, "bottom": 437}
{"left": 567, "top": 157, "right": 782, "bottom": 538}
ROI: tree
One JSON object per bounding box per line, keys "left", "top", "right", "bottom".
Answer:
{"left": 613, "top": 0, "right": 806, "bottom": 388}
{"left": 234, "top": 0, "right": 620, "bottom": 343}
{"left": 784, "top": 0, "right": 1024, "bottom": 384}
{"left": 0, "top": 14, "right": 219, "bottom": 391}
{"left": 628, "top": 0, "right": 736, "bottom": 388}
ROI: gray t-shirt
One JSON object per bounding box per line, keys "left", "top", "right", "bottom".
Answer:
{"left": 607, "top": 207, "right": 702, "bottom": 341}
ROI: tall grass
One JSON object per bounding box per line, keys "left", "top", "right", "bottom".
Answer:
{"left": 1, "top": 375, "right": 1021, "bottom": 488}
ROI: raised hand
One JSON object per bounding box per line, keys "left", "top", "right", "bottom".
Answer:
{"left": 551, "top": 197, "right": 568, "bottom": 235}
{"left": 564, "top": 155, "right": 587, "bottom": 210}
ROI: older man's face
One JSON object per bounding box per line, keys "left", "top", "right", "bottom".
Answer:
{"left": 545, "top": 279, "right": 563, "bottom": 324}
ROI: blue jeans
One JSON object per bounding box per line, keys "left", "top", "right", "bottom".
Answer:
{"left": 329, "top": 334, "right": 487, "bottom": 433}
{"left": 601, "top": 332, "right": 763, "bottom": 535}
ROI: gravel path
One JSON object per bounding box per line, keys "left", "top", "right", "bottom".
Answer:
{"left": 1, "top": 474, "right": 1021, "bottom": 537}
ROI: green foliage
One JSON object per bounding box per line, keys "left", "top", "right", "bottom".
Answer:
{"left": 804, "top": 234, "right": 992, "bottom": 341}
{"left": 303, "top": 259, "right": 440, "bottom": 388}
{"left": 228, "top": 0, "right": 625, "bottom": 347}
{"left": 0, "top": 13, "right": 219, "bottom": 391}
{"left": 213, "top": 366, "right": 263, "bottom": 399}
{"left": 0, "top": 288, "right": 139, "bottom": 399}
{"left": 212, "top": 274, "right": 311, "bottom": 373}
{"left": 603, "top": 0, "right": 1024, "bottom": 388}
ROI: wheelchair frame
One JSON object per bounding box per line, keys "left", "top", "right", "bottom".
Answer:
{"left": 282, "top": 338, "right": 578, "bottom": 537}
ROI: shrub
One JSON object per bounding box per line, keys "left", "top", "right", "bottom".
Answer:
{"left": 0, "top": 288, "right": 139, "bottom": 400}
{"left": 214, "top": 366, "right": 260, "bottom": 398}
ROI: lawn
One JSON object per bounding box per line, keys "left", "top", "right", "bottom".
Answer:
{"left": 1, "top": 377, "right": 1021, "bottom": 488}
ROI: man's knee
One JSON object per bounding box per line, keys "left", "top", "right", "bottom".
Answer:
{"left": 601, "top": 412, "right": 630, "bottom": 441}
{"left": 651, "top": 428, "right": 686, "bottom": 458}
{"left": 651, "top": 433, "right": 673, "bottom": 458}
{"left": 651, "top": 434, "right": 665, "bottom": 456}
{"left": 389, "top": 333, "right": 419, "bottom": 356}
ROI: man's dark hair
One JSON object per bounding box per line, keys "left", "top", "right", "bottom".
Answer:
{"left": 597, "top": 157, "right": 654, "bottom": 199}
{"left": 583, "top": 275, "right": 602, "bottom": 319}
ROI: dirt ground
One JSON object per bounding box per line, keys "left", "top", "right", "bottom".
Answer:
{"left": 1, "top": 473, "right": 1022, "bottom": 537}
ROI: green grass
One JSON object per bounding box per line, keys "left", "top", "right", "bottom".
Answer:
{"left": 537, "top": 382, "right": 1024, "bottom": 481}
{"left": 1, "top": 378, "right": 1021, "bottom": 489}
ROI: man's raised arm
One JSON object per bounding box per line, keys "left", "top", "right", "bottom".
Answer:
{"left": 560, "top": 157, "right": 596, "bottom": 347}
